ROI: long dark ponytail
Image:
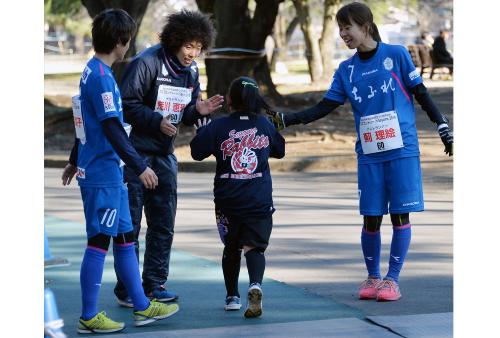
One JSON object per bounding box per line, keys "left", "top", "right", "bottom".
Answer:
{"left": 336, "top": 2, "right": 381, "bottom": 42}
{"left": 228, "top": 76, "right": 271, "bottom": 115}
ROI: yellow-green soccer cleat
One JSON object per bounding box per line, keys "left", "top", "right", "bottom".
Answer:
{"left": 134, "top": 299, "right": 179, "bottom": 326}
{"left": 77, "top": 311, "right": 125, "bottom": 334}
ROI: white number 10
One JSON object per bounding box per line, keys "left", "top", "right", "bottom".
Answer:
{"left": 100, "top": 208, "right": 117, "bottom": 227}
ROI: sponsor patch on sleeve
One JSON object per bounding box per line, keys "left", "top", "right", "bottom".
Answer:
{"left": 101, "top": 92, "right": 116, "bottom": 112}
{"left": 81, "top": 66, "right": 92, "bottom": 84}
{"left": 408, "top": 69, "right": 420, "bottom": 81}
{"left": 76, "top": 167, "right": 85, "bottom": 179}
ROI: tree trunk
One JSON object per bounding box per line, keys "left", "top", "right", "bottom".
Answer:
{"left": 270, "top": 12, "right": 299, "bottom": 72}
{"left": 292, "top": 0, "right": 323, "bottom": 83}
{"left": 197, "top": 0, "right": 283, "bottom": 101}
{"left": 74, "top": 34, "right": 85, "bottom": 54}
{"left": 81, "top": 0, "right": 150, "bottom": 83}
{"left": 270, "top": 10, "right": 286, "bottom": 72}
{"left": 195, "top": 0, "right": 215, "bottom": 13}
{"left": 319, "top": 0, "right": 341, "bottom": 81}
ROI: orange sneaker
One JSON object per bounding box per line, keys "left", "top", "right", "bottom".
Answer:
{"left": 358, "top": 277, "right": 381, "bottom": 300}
{"left": 376, "top": 279, "right": 401, "bottom": 302}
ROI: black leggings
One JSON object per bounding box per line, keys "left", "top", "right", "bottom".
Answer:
{"left": 363, "top": 213, "right": 410, "bottom": 232}
{"left": 87, "top": 231, "right": 135, "bottom": 250}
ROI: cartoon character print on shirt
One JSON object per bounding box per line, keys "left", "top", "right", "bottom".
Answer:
{"left": 220, "top": 127, "right": 270, "bottom": 175}
{"left": 232, "top": 147, "right": 257, "bottom": 174}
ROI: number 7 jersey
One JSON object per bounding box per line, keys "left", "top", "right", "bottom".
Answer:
{"left": 324, "top": 42, "right": 423, "bottom": 164}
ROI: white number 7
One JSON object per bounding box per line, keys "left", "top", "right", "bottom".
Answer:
{"left": 348, "top": 65, "right": 354, "bottom": 83}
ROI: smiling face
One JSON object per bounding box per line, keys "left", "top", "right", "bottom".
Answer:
{"left": 175, "top": 40, "right": 203, "bottom": 67}
{"left": 338, "top": 19, "right": 369, "bottom": 50}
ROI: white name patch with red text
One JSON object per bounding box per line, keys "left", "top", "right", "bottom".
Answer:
{"left": 101, "top": 92, "right": 116, "bottom": 113}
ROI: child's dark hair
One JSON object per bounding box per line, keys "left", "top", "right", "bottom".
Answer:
{"left": 228, "top": 77, "right": 271, "bottom": 115}
{"left": 92, "top": 9, "right": 137, "bottom": 54}
{"left": 336, "top": 2, "right": 381, "bottom": 42}
{"left": 160, "top": 10, "right": 215, "bottom": 54}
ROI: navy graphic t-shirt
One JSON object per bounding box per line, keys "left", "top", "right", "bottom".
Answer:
{"left": 190, "top": 111, "right": 285, "bottom": 218}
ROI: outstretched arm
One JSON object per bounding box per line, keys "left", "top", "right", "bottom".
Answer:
{"left": 411, "top": 83, "right": 453, "bottom": 156}
{"left": 190, "top": 121, "right": 215, "bottom": 161}
{"left": 266, "top": 98, "right": 342, "bottom": 131}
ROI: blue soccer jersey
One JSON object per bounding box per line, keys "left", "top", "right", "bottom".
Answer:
{"left": 324, "top": 43, "right": 423, "bottom": 164}
{"left": 75, "top": 57, "right": 124, "bottom": 187}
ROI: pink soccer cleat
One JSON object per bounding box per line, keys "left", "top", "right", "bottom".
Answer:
{"left": 358, "top": 277, "right": 381, "bottom": 300}
{"left": 376, "top": 279, "right": 402, "bottom": 302}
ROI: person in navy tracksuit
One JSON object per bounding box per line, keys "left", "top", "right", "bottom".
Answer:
{"left": 190, "top": 76, "right": 285, "bottom": 318}
{"left": 114, "top": 10, "right": 224, "bottom": 306}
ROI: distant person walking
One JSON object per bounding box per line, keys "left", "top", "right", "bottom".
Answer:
{"left": 190, "top": 77, "right": 285, "bottom": 318}
{"left": 267, "top": 2, "right": 453, "bottom": 302}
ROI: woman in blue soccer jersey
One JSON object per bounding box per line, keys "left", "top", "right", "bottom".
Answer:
{"left": 61, "top": 9, "right": 179, "bottom": 333}
{"left": 267, "top": 2, "right": 453, "bottom": 301}
{"left": 190, "top": 76, "right": 285, "bottom": 317}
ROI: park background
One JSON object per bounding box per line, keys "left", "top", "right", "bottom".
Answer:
{"left": 0, "top": 1, "right": 496, "bottom": 337}
{"left": 44, "top": 0, "right": 454, "bottom": 168}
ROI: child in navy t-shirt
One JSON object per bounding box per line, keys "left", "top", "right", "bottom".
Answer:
{"left": 190, "top": 76, "right": 285, "bottom": 318}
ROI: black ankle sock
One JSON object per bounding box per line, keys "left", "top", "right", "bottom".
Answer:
{"left": 222, "top": 249, "right": 241, "bottom": 297}
{"left": 245, "top": 249, "right": 265, "bottom": 285}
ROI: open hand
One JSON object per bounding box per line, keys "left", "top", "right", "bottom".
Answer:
{"left": 265, "top": 109, "right": 286, "bottom": 131}
{"left": 194, "top": 117, "right": 211, "bottom": 130}
{"left": 196, "top": 93, "right": 224, "bottom": 115}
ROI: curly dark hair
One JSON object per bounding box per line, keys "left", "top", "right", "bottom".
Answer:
{"left": 160, "top": 10, "right": 215, "bottom": 54}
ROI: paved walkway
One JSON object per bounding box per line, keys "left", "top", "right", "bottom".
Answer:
{"left": 45, "top": 166, "right": 452, "bottom": 337}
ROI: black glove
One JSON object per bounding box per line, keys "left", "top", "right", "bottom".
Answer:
{"left": 265, "top": 109, "right": 286, "bottom": 131}
{"left": 437, "top": 123, "right": 453, "bottom": 156}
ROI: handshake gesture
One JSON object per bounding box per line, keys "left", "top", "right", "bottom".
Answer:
{"left": 265, "top": 109, "right": 286, "bottom": 131}
{"left": 437, "top": 123, "right": 453, "bottom": 156}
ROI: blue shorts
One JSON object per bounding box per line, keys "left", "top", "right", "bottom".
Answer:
{"left": 358, "top": 156, "right": 424, "bottom": 215}
{"left": 80, "top": 184, "right": 133, "bottom": 238}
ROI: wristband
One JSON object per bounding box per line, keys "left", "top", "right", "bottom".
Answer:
{"left": 437, "top": 123, "right": 448, "bottom": 131}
